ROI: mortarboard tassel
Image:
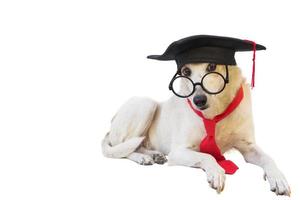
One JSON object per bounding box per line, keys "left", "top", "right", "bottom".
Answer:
{"left": 244, "top": 40, "right": 256, "bottom": 89}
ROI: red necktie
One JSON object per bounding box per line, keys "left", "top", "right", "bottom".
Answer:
{"left": 187, "top": 86, "right": 244, "bottom": 174}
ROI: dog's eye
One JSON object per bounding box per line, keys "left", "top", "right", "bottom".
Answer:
{"left": 182, "top": 67, "right": 191, "bottom": 76}
{"left": 206, "top": 63, "right": 217, "bottom": 72}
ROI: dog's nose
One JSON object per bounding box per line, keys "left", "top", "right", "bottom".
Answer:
{"left": 193, "top": 95, "right": 207, "bottom": 107}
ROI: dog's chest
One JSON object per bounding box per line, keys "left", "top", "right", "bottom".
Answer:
{"left": 217, "top": 110, "right": 250, "bottom": 152}
{"left": 215, "top": 121, "right": 236, "bottom": 152}
{"left": 187, "top": 117, "right": 237, "bottom": 153}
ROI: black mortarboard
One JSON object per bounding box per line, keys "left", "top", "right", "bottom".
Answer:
{"left": 147, "top": 35, "right": 266, "bottom": 88}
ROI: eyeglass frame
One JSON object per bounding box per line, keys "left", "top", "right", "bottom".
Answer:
{"left": 168, "top": 64, "right": 230, "bottom": 98}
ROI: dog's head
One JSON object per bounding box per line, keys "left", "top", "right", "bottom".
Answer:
{"left": 178, "top": 63, "right": 244, "bottom": 117}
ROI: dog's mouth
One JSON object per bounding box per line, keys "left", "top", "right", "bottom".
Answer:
{"left": 197, "top": 104, "right": 209, "bottom": 110}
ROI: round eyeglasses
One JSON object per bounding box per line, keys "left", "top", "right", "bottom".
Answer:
{"left": 169, "top": 67, "right": 229, "bottom": 98}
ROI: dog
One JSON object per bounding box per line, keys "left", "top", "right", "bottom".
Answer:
{"left": 102, "top": 62, "right": 290, "bottom": 195}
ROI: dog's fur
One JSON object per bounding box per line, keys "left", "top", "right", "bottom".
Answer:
{"left": 102, "top": 63, "right": 290, "bottom": 195}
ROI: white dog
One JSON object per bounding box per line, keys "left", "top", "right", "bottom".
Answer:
{"left": 102, "top": 62, "right": 290, "bottom": 196}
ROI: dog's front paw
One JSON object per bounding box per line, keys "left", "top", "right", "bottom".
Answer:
{"left": 205, "top": 166, "right": 226, "bottom": 193}
{"left": 264, "top": 167, "right": 291, "bottom": 196}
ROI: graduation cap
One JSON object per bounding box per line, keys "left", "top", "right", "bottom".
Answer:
{"left": 147, "top": 35, "right": 266, "bottom": 88}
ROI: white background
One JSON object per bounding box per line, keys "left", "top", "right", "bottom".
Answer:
{"left": 0, "top": 0, "right": 299, "bottom": 199}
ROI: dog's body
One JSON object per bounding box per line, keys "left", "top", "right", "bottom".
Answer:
{"left": 102, "top": 63, "right": 290, "bottom": 195}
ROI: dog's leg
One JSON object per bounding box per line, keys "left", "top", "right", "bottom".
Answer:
{"left": 236, "top": 142, "right": 291, "bottom": 196}
{"left": 137, "top": 147, "right": 167, "bottom": 164}
{"left": 102, "top": 97, "right": 157, "bottom": 159}
{"left": 168, "top": 147, "right": 225, "bottom": 193}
